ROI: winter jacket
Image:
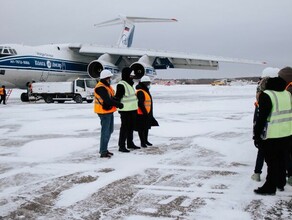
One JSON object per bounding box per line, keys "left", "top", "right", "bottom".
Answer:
{"left": 253, "top": 77, "right": 288, "bottom": 140}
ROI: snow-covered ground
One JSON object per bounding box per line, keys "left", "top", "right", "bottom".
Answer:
{"left": 0, "top": 84, "right": 291, "bottom": 220}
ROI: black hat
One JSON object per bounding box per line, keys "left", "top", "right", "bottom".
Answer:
{"left": 121, "top": 67, "right": 132, "bottom": 80}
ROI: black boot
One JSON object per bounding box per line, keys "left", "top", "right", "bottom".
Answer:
{"left": 254, "top": 187, "right": 276, "bottom": 195}
{"left": 145, "top": 130, "right": 152, "bottom": 146}
{"left": 146, "top": 141, "right": 153, "bottom": 146}
{"left": 119, "top": 147, "right": 130, "bottom": 153}
{"left": 128, "top": 144, "right": 140, "bottom": 150}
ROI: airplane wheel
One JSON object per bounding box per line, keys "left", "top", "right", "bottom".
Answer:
{"left": 74, "top": 94, "right": 83, "bottom": 103}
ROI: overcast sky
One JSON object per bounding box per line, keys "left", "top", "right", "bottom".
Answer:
{"left": 1, "top": 0, "right": 292, "bottom": 79}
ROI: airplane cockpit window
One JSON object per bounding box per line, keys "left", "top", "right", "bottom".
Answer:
{"left": 0, "top": 46, "right": 17, "bottom": 57}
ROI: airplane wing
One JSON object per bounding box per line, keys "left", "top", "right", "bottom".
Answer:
{"left": 69, "top": 43, "right": 265, "bottom": 78}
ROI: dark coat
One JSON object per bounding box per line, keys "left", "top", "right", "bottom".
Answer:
{"left": 135, "top": 83, "right": 158, "bottom": 131}
{"left": 94, "top": 79, "right": 123, "bottom": 110}
{"left": 253, "top": 77, "right": 287, "bottom": 140}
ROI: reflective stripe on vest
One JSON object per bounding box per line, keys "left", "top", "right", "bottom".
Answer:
{"left": 118, "top": 81, "right": 138, "bottom": 111}
{"left": 136, "top": 89, "right": 151, "bottom": 115}
{"left": 0, "top": 88, "right": 3, "bottom": 95}
{"left": 262, "top": 90, "right": 292, "bottom": 139}
{"left": 94, "top": 82, "right": 117, "bottom": 114}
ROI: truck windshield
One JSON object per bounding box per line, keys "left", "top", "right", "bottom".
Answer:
{"left": 86, "top": 79, "right": 97, "bottom": 88}
{"left": 76, "top": 80, "right": 85, "bottom": 89}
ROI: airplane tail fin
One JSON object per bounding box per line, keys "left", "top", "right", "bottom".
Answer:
{"left": 94, "top": 15, "right": 177, "bottom": 48}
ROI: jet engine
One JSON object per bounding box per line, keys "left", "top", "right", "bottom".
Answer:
{"left": 87, "top": 54, "right": 119, "bottom": 79}
{"left": 130, "top": 55, "right": 156, "bottom": 79}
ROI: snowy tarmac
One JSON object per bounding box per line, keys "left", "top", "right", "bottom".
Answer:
{"left": 0, "top": 84, "right": 291, "bottom": 219}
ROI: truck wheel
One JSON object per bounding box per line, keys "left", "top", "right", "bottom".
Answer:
{"left": 20, "top": 93, "right": 29, "bottom": 102}
{"left": 44, "top": 95, "right": 54, "bottom": 103}
{"left": 74, "top": 94, "right": 83, "bottom": 103}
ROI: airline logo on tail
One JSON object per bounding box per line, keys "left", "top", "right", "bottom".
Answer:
{"left": 94, "top": 15, "right": 178, "bottom": 48}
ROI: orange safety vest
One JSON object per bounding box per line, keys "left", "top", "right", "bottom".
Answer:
{"left": 286, "top": 82, "right": 292, "bottom": 91}
{"left": 0, "top": 88, "right": 4, "bottom": 95}
{"left": 136, "top": 89, "right": 151, "bottom": 115}
{"left": 94, "top": 82, "right": 117, "bottom": 114}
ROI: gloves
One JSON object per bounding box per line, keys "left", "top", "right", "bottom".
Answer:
{"left": 118, "top": 103, "right": 124, "bottom": 109}
{"left": 102, "top": 104, "right": 111, "bottom": 110}
{"left": 253, "top": 136, "right": 262, "bottom": 149}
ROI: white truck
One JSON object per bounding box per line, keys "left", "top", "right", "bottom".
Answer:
{"left": 29, "top": 78, "right": 96, "bottom": 103}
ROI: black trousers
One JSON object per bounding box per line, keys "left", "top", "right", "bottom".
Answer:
{"left": 261, "top": 136, "right": 290, "bottom": 191}
{"left": 0, "top": 95, "right": 6, "bottom": 104}
{"left": 118, "top": 110, "right": 137, "bottom": 148}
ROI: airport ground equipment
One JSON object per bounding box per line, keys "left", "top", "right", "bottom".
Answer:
{"left": 23, "top": 78, "right": 96, "bottom": 103}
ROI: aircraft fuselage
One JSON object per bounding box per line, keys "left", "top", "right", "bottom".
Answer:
{"left": 0, "top": 44, "right": 94, "bottom": 89}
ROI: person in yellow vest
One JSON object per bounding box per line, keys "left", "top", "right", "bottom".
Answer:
{"left": 115, "top": 67, "right": 139, "bottom": 152}
{"left": 135, "top": 76, "right": 158, "bottom": 147}
{"left": 251, "top": 68, "right": 279, "bottom": 182}
{"left": 253, "top": 76, "right": 292, "bottom": 195}
{"left": 94, "top": 70, "right": 123, "bottom": 158}
{"left": 0, "top": 85, "right": 7, "bottom": 105}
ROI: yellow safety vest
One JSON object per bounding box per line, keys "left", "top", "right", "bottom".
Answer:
{"left": 117, "top": 80, "right": 138, "bottom": 111}
{"left": 136, "top": 89, "right": 151, "bottom": 115}
{"left": 262, "top": 90, "right": 292, "bottom": 139}
{"left": 94, "top": 82, "right": 117, "bottom": 114}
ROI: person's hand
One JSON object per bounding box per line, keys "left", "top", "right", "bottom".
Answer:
{"left": 118, "top": 103, "right": 124, "bottom": 109}
{"left": 253, "top": 136, "right": 262, "bottom": 149}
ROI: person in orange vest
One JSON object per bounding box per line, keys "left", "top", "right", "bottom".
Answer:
{"left": 135, "top": 76, "right": 158, "bottom": 147}
{"left": 0, "top": 85, "right": 7, "bottom": 105}
{"left": 94, "top": 70, "right": 123, "bottom": 158}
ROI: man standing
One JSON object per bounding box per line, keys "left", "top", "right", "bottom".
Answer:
{"left": 94, "top": 70, "right": 123, "bottom": 158}
{"left": 0, "top": 85, "right": 7, "bottom": 105}
{"left": 115, "top": 67, "right": 139, "bottom": 152}
{"left": 253, "top": 76, "right": 292, "bottom": 195}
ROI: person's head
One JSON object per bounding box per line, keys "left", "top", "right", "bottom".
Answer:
{"left": 2, "top": 85, "right": 5, "bottom": 88}
{"left": 266, "top": 77, "right": 287, "bottom": 91}
{"left": 278, "top": 66, "right": 292, "bottom": 85}
{"left": 140, "top": 76, "right": 151, "bottom": 89}
{"left": 258, "top": 67, "right": 279, "bottom": 91}
{"left": 100, "top": 69, "right": 113, "bottom": 83}
{"left": 122, "top": 67, "right": 135, "bottom": 80}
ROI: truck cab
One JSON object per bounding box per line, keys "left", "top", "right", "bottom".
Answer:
{"left": 74, "top": 78, "right": 96, "bottom": 103}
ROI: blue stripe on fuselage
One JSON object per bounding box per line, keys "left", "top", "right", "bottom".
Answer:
{"left": 0, "top": 55, "right": 89, "bottom": 73}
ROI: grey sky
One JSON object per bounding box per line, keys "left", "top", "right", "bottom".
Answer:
{"left": 1, "top": 0, "right": 292, "bottom": 79}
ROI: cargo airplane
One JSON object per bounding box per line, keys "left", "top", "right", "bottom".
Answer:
{"left": 0, "top": 15, "right": 265, "bottom": 101}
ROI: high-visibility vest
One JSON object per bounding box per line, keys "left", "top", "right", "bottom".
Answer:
{"left": 117, "top": 80, "right": 138, "bottom": 111}
{"left": 0, "top": 88, "right": 4, "bottom": 95}
{"left": 262, "top": 90, "right": 292, "bottom": 139}
{"left": 136, "top": 89, "right": 151, "bottom": 115}
{"left": 94, "top": 82, "right": 117, "bottom": 114}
